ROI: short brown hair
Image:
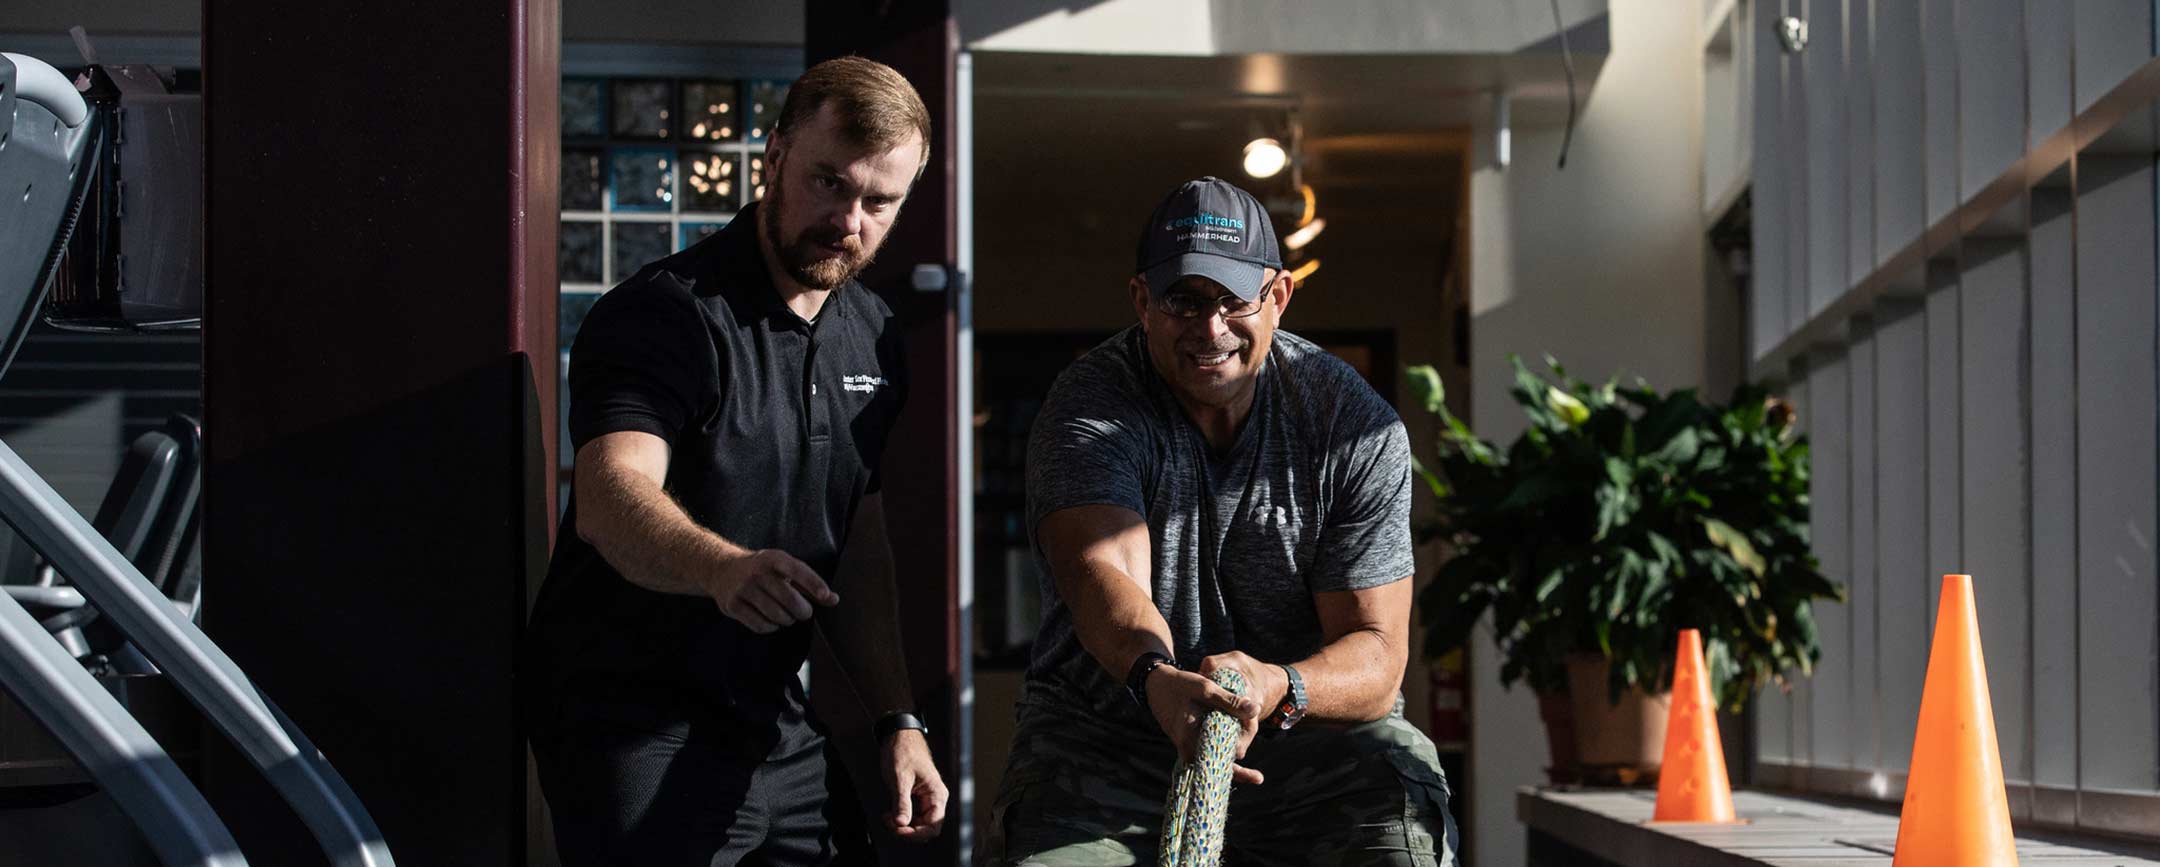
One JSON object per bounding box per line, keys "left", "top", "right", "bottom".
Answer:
{"left": 772, "top": 57, "right": 932, "bottom": 177}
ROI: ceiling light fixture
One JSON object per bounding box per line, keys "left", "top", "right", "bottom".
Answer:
{"left": 1243, "top": 137, "right": 1288, "bottom": 179}
{"left": 1288, "top": 258, "right": 1320, "bottom": 283}
{"left": 1284, "top": 217, "right": 1326, "bottom": 251}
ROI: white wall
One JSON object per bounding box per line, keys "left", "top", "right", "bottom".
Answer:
{"left": 958, "top": 0, "right": 1217, "bottom": 55}
{"left": 1464, "top": 0, "right": 1704, "bottom": 863}
{"left": 955, "top": 0, "right": 1608, "bottom": 56}
{"left": 1746, "top": 0, "right": 2160, "bottom": 838}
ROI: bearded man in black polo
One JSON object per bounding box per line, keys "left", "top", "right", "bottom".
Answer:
{"left": 523, "top": 57, "right": 946, "bottom": 866}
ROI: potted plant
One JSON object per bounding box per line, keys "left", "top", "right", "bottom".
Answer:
{"left": 1407, "top": 356, "right": 1842, "bottom": 785}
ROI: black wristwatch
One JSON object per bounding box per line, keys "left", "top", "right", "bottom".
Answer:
{"left": 875, "top": 711, "right": 929, "bottom": 742}
{"left": 1272, "top": 664, "right": 1308, "bottom": 730}
{"left": 1126, "top": 652, "right": 1175, "bottom": 708}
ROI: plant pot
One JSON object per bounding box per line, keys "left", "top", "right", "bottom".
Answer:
{"left": 1562, "top": 652, "right": 1671, "bottom": 786}
{"left": 1535, "top": 689, "right": 1583, "bottom": 785}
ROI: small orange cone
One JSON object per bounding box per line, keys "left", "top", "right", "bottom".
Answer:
{"left": 1891, "top": 574, "right": 2018, "bottom": 866}
{"left": 1652, "top": 628, "right": 1737, "bottom": 822}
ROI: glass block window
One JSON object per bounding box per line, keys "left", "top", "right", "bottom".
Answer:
{"left": 559, "top": 221, "right": 603, "bottom": 284}
{"left": 559, "top": 290, "right": 603, "bottom": 350}
{"left": 681, "top": 219, "right": 730, "bottom": 249}
{"left": 561, "top": 79, "right": 607, "bottom": 137}
{"left": 682, "top": 150, "right": 738, "bottom": 212}
{"left": 610, "top": 222, "right": 672, "bottom": 284}
{"left": 609, "top": 147, "right": 675, "bottom": 211}
{"left": 562, "top": 147, "right": 604, "bottom": 211}
{"left": 681, "top": 80, "right": 740, "bottom": 142}
{"left": 559, "top": 76, "right": 786, "bottom": 295}
{"left": 746, "top": 80, "right": 789, "bottom": 143}
{"left": 557, "top": 69, "right": 795, "bottom": 496}
{"left": 610, "top": 79, "right": 673, "bottom": 139}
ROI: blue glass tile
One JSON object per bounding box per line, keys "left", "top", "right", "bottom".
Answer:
{"left": 609, "top": 147, "right": 674, "bottom": 211}
{"left": 561, "top": 78, "right": 606, "bottom": 138}
{"left": 682, "top": 150, "right": 738, "bottom": 213}
{"left": 746, "top": 80, "right": 789, "bottom": 143}
{"left": 559, "top": 221, "right": 603, "bottom": 284}
{"left": 680, "top": 219, "right": 729, "bottom": 250}
{"left": 611, "top": 79, "right": 673, "bottom": 139}
{"left": 562, "top": 147, "right": 604, "bottom": 211}
{"left": 559, "top": 290, "right": 603, "bottom": 349}
{"left": 745, "top": 153, "right": 768, "bottom": 207}
{"left": 681, "top": 79, "right": 740, "bottom": 142}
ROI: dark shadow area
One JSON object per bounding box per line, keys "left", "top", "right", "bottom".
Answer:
{"left": 202, "top": 354, "right": 540, "bottom": 866}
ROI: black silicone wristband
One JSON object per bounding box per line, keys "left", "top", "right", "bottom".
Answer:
{"left": 1126, "top": 652, "right": 1174, "bottom": 708}
{"left": 876, "top": 711, "right": 929, "bottom": 741}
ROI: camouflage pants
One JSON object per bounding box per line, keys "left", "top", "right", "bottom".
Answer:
{"left": 979, "top": 700, "right": 1460, "bottom": 866}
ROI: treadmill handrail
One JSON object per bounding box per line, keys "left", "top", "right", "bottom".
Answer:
{"left": 5, "top": 584, "right": 85, "bottom": 608}
{"left": 0, "top": 52, "right": 87, "bottom": 128}
{"left": 0, "top": 440, "right": 396, "bottom": 867}
{"left": 0, "top": 587, "right": 244, "bottom": 866}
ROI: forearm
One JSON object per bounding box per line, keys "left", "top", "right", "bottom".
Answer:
{"left": 1289, "top": 626, "right": 1404, "bottom": 723}
{"left": 821, "top": 530, "right": 915, "bottom": 715}
{"left": 1058, "top": 557, "right": 1177, "bottom": 683}
{"left": 577, "top": 459, "right": 745, "bottom": 598}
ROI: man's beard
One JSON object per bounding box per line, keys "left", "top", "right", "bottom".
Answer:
{"left": 762, "top": 175, "right": 878, "bottom": 291}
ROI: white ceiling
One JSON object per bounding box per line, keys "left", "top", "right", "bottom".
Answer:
{"left": 972, "top": 31, "right": 1609, "bottom": 267}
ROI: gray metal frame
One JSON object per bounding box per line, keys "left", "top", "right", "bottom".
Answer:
{"left": 0, "top": 50, "right": 393, "bottom": 866}
{"left": 0, "top": 579, "right": 242, "bottom": 867}
{"left": 0, "top": 439, "right": 395, "bottom": 867}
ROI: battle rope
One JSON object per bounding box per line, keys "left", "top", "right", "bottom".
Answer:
{"left": 1157, "top": 668, "right": 1245, "bottom": 867}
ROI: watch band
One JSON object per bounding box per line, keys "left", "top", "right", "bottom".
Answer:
{"left": 1126, "top": 651, "right": 1175, "bottom": 708}
{"left": 875, "top": 711, "right": 929, "bottom": 741}
{"left": 1273, "top": 663, "right": 1308, "bottom": 730}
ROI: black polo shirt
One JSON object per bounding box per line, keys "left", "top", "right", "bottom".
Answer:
{"left": 522, "top": 204, "right": 908, "bottom": 760}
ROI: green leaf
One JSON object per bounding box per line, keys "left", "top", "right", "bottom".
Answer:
{"left": 1593, "top": 479, "right": 1635, "bottom": 541}
{"left": 1653, "top": 427, "right": 1702, "bottom": 466}
{"left": 1404, "top": 352, "right": 1839, "bottom": 709}
{"left": 1496, "top": 471, "right": 1574, "bottom": 511}
{"left": 1411, "top": 454, "right": 1449, "bottom": 498}
{"left": 1548, "top": 386, "right": 1591, "bottom": 427}
{"left": 1406, "top": 364, "right": 1447, "bottom": 415}
{"left": 1533, "top": 567, "right": 1567, "bottom": 604}
{"left": 1701, "top": 517, "right": 1767, "bottom": 576}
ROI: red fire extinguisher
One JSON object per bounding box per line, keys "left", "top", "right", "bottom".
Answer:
{"left": 1427, "top": 648, "right": 1467, "bottom": 750}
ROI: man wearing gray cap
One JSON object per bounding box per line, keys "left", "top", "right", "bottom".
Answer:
{"left": 979, "top": 177, "right": 1461, "bottom": 866}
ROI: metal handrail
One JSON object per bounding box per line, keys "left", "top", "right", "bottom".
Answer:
{"left": 0, "top": 586, "right": 243, "bottom": 866}
{"left": 0, "top": 439, "right": 397, "bottom": 867}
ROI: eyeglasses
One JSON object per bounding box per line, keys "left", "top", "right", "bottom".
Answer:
{"left": 1155, "top": 292, "right": 1264, "bottom": 320}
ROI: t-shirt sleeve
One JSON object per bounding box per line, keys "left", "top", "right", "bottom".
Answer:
{"left": 1313, "top": 408, "right": 1416, "bottom": 593}
{"left": 1025, "top": 366, "right": 1150, "bottom": 536}
{"left": 566, "top": 283, "right": 710, "bottom": 452}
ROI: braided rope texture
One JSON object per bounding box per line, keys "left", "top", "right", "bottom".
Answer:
{"left": 1158, "top": 668, "right": 1246, "bottom": 867}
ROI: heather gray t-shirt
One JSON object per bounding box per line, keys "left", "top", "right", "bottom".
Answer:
{"left": 1021, "top": 326, "right": 1416, "bottom": 737}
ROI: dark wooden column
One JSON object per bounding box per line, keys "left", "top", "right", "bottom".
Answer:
{"left": 202, "top": 0, "right": 557, "bottom": 862}
{"left": 805, "top": 3, "right": 963, "bottom": 865}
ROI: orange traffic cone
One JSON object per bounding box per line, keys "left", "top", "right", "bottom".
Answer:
{"left": 1652, "top": 628, "right": 1736, "bottom": 822}
{"left": 1891, "top": 574, "right": 2018, "bottom": 866}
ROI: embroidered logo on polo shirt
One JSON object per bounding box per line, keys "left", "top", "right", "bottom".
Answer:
{"left": 842, "top": 374, "right": 888, "bottom": 394}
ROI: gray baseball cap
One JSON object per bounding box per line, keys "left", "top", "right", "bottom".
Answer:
{"left": 1134, "top": 177, "right": 1283, "bottom": 301}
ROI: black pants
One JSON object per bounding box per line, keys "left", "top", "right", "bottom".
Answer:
{"left": 533, "top": 720, "right": 872, "bottom": 867}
